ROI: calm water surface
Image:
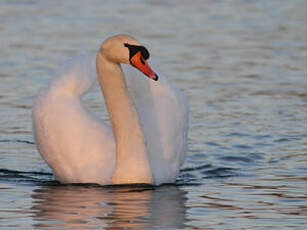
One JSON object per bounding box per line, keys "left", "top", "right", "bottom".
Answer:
{"left": 1, "top": 0, "right": 307, "bottom": 229}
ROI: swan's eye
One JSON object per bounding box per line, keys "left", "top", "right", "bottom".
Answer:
{"left": 141, "top": 48, "right": 149, "bottom": 60}
{"left": 124, "top": 43, "right": 150, "bottom": 61}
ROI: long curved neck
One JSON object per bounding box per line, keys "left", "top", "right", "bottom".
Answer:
{"left": 96, "top": 52, "right": 153, "bottom": 184}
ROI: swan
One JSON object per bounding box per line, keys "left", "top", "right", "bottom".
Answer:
{"left": 32, "top": 34, "right": 188, "bottom": 185}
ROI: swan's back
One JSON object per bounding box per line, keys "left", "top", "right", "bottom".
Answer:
{"left": 33, "top": 54, "right": 115, "bottom": 184}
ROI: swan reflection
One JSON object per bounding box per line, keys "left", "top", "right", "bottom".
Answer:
{"left": 31, "top": 185, "right": 187, "bottom": 229}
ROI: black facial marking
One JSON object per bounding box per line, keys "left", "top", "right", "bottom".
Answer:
{"left": 124, "top": 43, "right": 150, "bottom": 63}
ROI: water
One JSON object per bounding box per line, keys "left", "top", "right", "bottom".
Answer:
{"left": 1, "top": 0, "right": 307, "bottom": 229}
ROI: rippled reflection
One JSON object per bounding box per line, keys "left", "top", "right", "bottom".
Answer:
{"left": 31, "top": 185, "right": 187, "bottom": 229}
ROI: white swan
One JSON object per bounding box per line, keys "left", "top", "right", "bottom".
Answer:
{"left": 32, "top": 34, "right": 188, "bottom": 185}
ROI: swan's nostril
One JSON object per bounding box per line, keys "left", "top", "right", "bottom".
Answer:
{"left": 140, "top": 57, "right": 145, "bottom": 65}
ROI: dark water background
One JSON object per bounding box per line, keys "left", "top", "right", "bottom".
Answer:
{"left": 1, "top": 0, "right": 307, "bottom": 229}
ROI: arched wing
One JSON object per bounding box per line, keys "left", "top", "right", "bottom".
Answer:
{"left": 33, "top": 53, "right": 116, "bottom": 184}
{"left": 123, "top": 64, "right": 189, "bottom": 184}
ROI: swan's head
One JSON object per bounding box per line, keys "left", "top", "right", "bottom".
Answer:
{"left": 100, "top": 34, "right": 158, "bottom": 81}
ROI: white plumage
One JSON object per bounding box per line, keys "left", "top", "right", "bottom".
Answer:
{"left": 33, "top": 35, "right": 188, "bottom": 185}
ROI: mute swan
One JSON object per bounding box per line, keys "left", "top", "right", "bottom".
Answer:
{"left": 32, "top": 34, "right": 188, "bottom": 185}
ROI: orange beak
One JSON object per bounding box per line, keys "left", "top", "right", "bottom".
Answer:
{"left": 130, "top": 51, "right": 159, "bottom": 81}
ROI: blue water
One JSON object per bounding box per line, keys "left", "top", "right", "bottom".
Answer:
{"left": 1, "top": 0, "right": 307, "bottom": 229}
